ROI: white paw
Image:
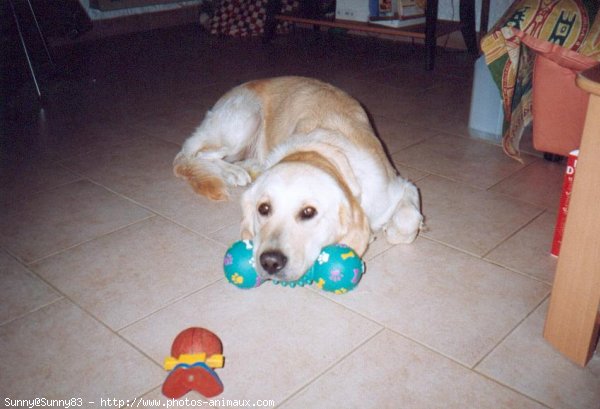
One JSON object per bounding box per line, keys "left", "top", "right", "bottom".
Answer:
{"left": 222, "top": 165, "right": 251, "bottom": 187}
{"left": 235, "top": 159, "right": 263, "bottom": 181}
{"left": 384, "top": 206, "right": 423, "bottom": 244}
{"left": 384, "top": 228, "right": 420, "bottom": 244}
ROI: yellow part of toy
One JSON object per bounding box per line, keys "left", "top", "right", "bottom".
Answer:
{"left": 340, "top": 250, "right": 355, "bottom": 260}
{"left": 231, "top": 273, "right": 244, "bottom": 284}
{"left": 163, "top": 353, "right": 224, "bottom": 371}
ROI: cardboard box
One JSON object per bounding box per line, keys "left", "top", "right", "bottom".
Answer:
{"left": 336, "top": 0, "right": 423, "bottom": 22}
{"left": 336, "top": 0, "right": 370, "bottom": 22}
{"left": 335, "top": 0, "right": 425, "bottom": 28}
{"left": 378, "top": 0, "right": 396, "bottom": 17}
{"left": 398, "top": 0, "right": 424, "bottom": 19}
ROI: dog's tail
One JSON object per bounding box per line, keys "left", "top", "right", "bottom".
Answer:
{"left": 173, "top": 153, "right": 229, "bottom": 201}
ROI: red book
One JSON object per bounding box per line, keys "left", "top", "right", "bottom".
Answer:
{"left": 551, "top": 149, "right": 579, "bottom": 257}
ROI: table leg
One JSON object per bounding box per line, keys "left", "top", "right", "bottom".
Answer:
{"left": 263, "top": 0, "right": 282, "bottom": 44}
{"left": 459, "top": 0, "right": 478, "bottom": 55}
{"left": 479, "top": 0, "right": 491, "bottom": 36}
{"left": 425, "top": 0, "right": 438, "bottom": 70}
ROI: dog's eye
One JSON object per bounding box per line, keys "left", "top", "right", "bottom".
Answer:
{"left": 258, "top": 202, "right": 271, "bottom": 216}
{"left": 299, "top": 206, "right": 317, "bottom": 220}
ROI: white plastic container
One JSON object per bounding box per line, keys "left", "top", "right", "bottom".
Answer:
{"left": 468, "top": 55, "right": 504, "bottom": 142}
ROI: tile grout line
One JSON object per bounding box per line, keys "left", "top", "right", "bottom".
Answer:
{"left": 0, "top": 296, "right": 64, "bottom": 328}
{"left": 354, "top": 236, "right": 554, "bottom": 373}
{"left": 25, "top": 214, "right": 158, "bottom": 266}
{"left": 305, "top": 273, "right": 519, "bottom": 378}
{"left": 470, "top": 294, "right": 554, "bottom": 409}
{"left": 481, "top": 208, "right": 548, "bottom": 260}
{"left": 420, "top": 230, "right": 554, "bottom": 286}
{"left": 0, "top": 175, "right": 86, "bottom": 207}
{"left": 0, "top": 269, "right": 168, "bottom": 382}
{"left": 383, "top": 312, "right": 554, "bottom": 408}
{"left": 50, "top": 169, "right": 225, "bottom": 246}
{"left": 480, "top": 258, "right": 554, "bottom": 286}
{"left": 274, "top": 327, "right": 386, "bottom": 408}
{"left": 472, "top": 294, "right": 551, "bottom": 371}
{"left": 399, "top": 169, "right": 528, "bottom": 194}
{"left": 115, "top": 277, "right": 227, "bottom": 335}
{"left": 4, "top": 258, "right": 227, "bottom": 392}
{"left": 485, "top": 157, "right": 540, "bottom": 193}
{"left": 369, "top": 233, "right": 552, "bottom": 287}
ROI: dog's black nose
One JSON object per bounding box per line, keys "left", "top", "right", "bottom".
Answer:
{"left": 259, "top": 250, "right": 287, "bottom": 275}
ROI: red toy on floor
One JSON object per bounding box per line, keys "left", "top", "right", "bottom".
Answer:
{"left": 162, "top": 327, "right": 225, "bottom": 399}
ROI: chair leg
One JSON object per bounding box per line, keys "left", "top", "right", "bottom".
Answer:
{"left": 8, "top": 0, "right": 43, "bottom": 101}
{"left": 24, "top": 0, "right": 54, "bottom": 67}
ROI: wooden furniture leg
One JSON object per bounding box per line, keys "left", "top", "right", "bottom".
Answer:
{"left": 479, "top": 0, "right": 491, "bottom": 37}
{"left": 262, "top": 0, "right": 282, "bottom": 44}
{"left": 459, "top": 0, "right": 478, "bottom": 55}
{"left": 424, "top": 0, "right": 439, "bottom": 71}
{"left": 427, "top": 0, "right": 480, "bottom": 70}
{"left": 543, "top": 66, "right": 600, "bottom": 367}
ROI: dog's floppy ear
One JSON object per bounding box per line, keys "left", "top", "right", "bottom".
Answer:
{"left": 240, "top": 188, "right": 255, "bottom": 240}
{"left": 338, "top": 199, "right": 371, "bottom": 256}
{"left": 311, "top": 141, "right": 362, "bottom": 199}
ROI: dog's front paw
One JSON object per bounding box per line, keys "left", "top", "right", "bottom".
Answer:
{"left": 222, "top": 163, "right": 251, "bottom": 187}
{"left": 235, "top": 159, "right": 264, "bottom": 181}
{"left": 173, "top": 152, "right": 189, "bottom": 178}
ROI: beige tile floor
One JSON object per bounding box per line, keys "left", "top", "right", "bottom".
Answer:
{"left": 1, "top": 25, "right": 598, "bottom": 408}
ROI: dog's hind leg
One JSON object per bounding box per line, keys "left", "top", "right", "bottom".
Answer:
{"left": 383, "top": 179, "right": 424, "bottom": 244}
{"left": 174, "top": 88, "right": 262, "bottom": 201}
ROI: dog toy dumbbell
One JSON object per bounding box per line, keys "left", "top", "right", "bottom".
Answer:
{"left": 223, "top": 240, "right": 365, "bottom": 294}
{"left": 162, "top": 327, "right": 224, "bottom": 399}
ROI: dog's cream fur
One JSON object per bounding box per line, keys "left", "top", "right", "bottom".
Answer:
{"left": 174, "top": 76, "right": 423, "bottom": 281}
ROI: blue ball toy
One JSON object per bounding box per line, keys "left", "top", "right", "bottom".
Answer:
{"left": 223, "top": 240, "right": 365, "bottom": 294}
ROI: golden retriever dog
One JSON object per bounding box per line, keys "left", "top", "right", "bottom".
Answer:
{"left": 174, "top": 76, "right": 423, "bottom": 282}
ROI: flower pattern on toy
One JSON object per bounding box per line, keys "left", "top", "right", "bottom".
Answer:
{"left": 310, "top": 244, "right": 364, "bottom": 293}
{"left": 223, "top": 241, "right": 364, "bottom": 293}
{"left": 223, "top": 240, "right": 262, "bottom": 289}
